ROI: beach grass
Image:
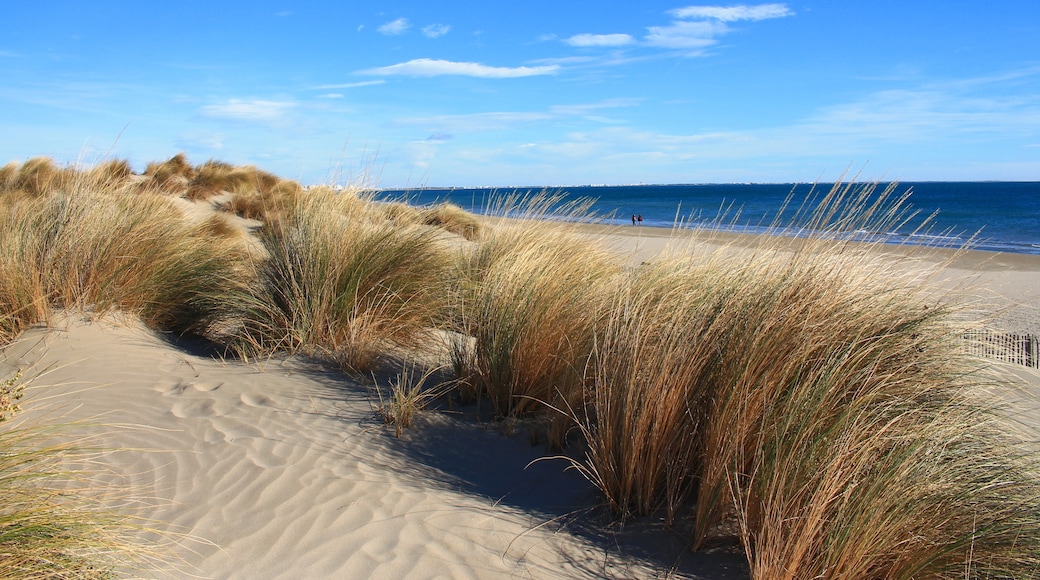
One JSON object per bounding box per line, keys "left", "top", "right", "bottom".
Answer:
{"left": 565, "top": 182, "right": 1040, "bottom": 577}
{"left": 449, "top": 195, "right": 621, "bottom": 431}
{"left": 418, "top": 202, "right": 483, "bottom": 240}
{"left": 0, "top": 369, "right": 177, "bottom": 578}
{"left": 0, "top": 164, "right": 251, "bottom": 343}
{"left": 2, "top": 156, "right": 1040, "bottom": 577}
{"left": 377, "top": 364, "right": 451, "bottom": 437}
{"left": 227, "top": 186, "right": 453, "bottom": 371}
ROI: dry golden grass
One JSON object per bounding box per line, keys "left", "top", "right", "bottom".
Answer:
{"left": 449, "top": 196, "right": 620, "bottom": 443}
{"left": 0, "top": 369, "right": 182, "bottom": 578}
{"left": 376, "top": 365, "right": 451, "bottom": 437}
{"left": 3, "top": 155, "right": 1039, "bottom": 577}
{"left": 565, "top": 182, "right": 1040, "bottom": 577}
{"left": 419, "top": 203, "right": 482, "bottom": 240}
{"left": 0, "top": 161, "right": 17, "bottom": 190}
{"left": 87, "top": 158, "right": 134, "bottom": 185}
{"left": 0, "top": 157, "right": 77, "bottom": 200}
{"left": 228, "top": 186, "right": 453, "bottom": 371}
{"left": 0, "top": 168, "right": 251, "bottom": 345}
{"left": 380, "top": 201, "right": 424, "bottom": 226}
{"left": 143, "top": 152, "right": 193, "bottom": 194}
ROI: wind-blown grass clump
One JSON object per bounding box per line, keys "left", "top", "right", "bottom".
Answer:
{"left": 570, "top": 182, "right": 1040, "bottom": 577}
{"left": 377, "top": 365, "right": 451, "bottom": 438}
{"left": 450, "top": 196, "right": 620, "bottom": 432}
{"left": 228, "top": 186, "right": 453, "bottom": 371}
{"left": 143, "top": 153, "right": 193, "bottom": 195}
{"left": 419, "top": 202, "right": 482, "bottom": 240}
{"left": 187, "top": 159, "right": 296, "bottom": 202}
{"left": 0, "top": 370, "right": 173, "bottom": 578}
{"left": 0, "top": 168, "right": 250, "bottom": 344}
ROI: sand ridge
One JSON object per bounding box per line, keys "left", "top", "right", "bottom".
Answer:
{"left": 3, "top": 218, "right": 1039, "bottom": 578}
{"left": 2, "top": 316, "right": 751, "bottom": 579}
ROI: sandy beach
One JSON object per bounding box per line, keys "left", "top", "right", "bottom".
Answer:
{"left": 2, "top": 214, "right": 1039, "bottom": 579}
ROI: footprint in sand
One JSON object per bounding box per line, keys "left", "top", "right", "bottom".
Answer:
{"left": 171, "top": 398, "right": 217, "bottom": 419}
{"left": 157, "top": 380, "right": 191, "bottom": 396}
{"left": 240, "top": 393, "right": 275, "bottom": 408}
{"left": 191, "top": 381, "right": 223, "bottom": 392}
{"left": 216, "top": 420, "right": 263, "bottom": 442}
{"left": 157, "top": 380, "right": 223, "bottom": 395}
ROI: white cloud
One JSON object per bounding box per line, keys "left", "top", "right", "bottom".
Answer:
{"left": 391, "top": 99, "right": 640, "bottom": 134}
{"left": 565, "top": 33, "right": 636, "bottom": 47}
{"left": 422, "top": 24, "right": 451, "bottom": 38}
{"left": 311, "top": 80, "right": 386, "bottom": 90}
{"left": 378, "top": 18, "right": 410, "bottom": 36}
{"left": 358, "top": 58, "right": 559, "bottom": 78}
{"left": 393, "top": 111, "right": 554, "bottom": 132}
{"left": 670, "top": 4, "right": 793, "bottom": 22}
{"left": 549, "top": 98, "right": 642, "bottom": 116}
{"left": 563, "top": 4, "right": 792, "bottom": 55}
{"left": 199, "top": 99, "right": 295, "bottom": 122}
{"left": 645, "top": 20, "right": 729, "bottom": 49}
{"left": 176, "top": 130, "right": 226, "bottom": 151}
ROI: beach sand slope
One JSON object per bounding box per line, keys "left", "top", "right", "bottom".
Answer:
{"left": 1, "top": 316, "right": 749, "bottom": 579}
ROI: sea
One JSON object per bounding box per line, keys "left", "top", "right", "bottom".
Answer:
{"left": 377, "top": 182, "right": 1040, "bottom": 256}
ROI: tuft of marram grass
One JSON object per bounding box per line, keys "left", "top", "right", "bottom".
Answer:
{"left": 0, "top": 157, "right": 76, "bottom": 200}
{"left": 186, "top": 160, "right": 288, "bottom": 202}
{"left": 87, "top": 158, "right": 134, "bottom": 186}
{"left": 566, "top": 181, "right": 1040, "bottom": 577}
{"left": 450, "top": 194, "right": 621, "bottom": 432}
{"left": 0, "top": 161, "right": 18, "bottom": 191}
{"left": 0, "top": 168, "right": 251, "bottom": 345}
{"left": 0, "top": 369, "right": 181, "bottom": 578}
{"left": 376, "top": 365, "right": 450, "bottom": 437}
{"left": 419, "top": 202, "right": 482, "bottom": 240}
{"left": 228, "top": 186, "right": 453, "bottom": 371}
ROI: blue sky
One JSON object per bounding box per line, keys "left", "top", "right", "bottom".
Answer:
{"left": 2, "top": 1, "right": 1038, "bottom": 187}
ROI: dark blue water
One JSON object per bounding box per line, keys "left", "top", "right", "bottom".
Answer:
{"left": 377, "top": 182, "right": 1040, "bottom": 256}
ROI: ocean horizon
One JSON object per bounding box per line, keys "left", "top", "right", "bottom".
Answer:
{"left": 378, "top": 181, "right": 1040, "bottom": 256}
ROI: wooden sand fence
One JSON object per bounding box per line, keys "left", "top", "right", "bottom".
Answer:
{"left": 964, "top": 330, "right": 1040, "bottom": 369}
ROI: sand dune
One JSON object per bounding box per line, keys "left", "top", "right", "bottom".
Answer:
{"left": 3, "top": 221, "right": 1039, "bottom": 578}
{"left": 2, "top": 314, "right": 752, "bottom": 579}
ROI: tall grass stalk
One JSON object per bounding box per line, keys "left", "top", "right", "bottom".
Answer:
{"left": 376, "top": 364, "right": 450, "bottom": 437}
{"left": 0, "top": 168, "right": 250, "bottom": 344}
{"left": 0, "top": 368, "right": 178, "bottom": 577}
{"left": 229, "top": 186, "right": 452, "bottom": 371}
{"left": 570, "top": 181, "right": 1040, "bottom": 576}
{"left": 451, "top": 195, "right": 621, "bottom": 427}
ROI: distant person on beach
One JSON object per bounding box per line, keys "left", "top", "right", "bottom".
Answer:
{"left": 637, "top": 214, "right": 643, "bottom": 225}
{"left": 632, "top": 214, "right": 636, "bottom": 225}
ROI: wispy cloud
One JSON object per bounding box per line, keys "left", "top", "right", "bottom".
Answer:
{"left": 562, "top": 3, "right": 793, "bottom": 56}
{"left": 199, "top": 99, "right": 295, "bottom": 123}
{"left": 311, "top": 80, "right": 386, "bottom": 90}
{"left": 549, "top": 98, "right": 642, "bottom": 116}
{"left": 669, "top": 4, "right": 793, "bottom": 21}
{"left": 393, "top": 111, "right": 554, "bottom": 132}
{"left": 358, "top": 58, "right": 559, "bottom": 78}
{"left": 644, "top": 20, "right": 730, "bottom": 50}
{"left": 422, "top": 24, "right": 451, "bottom": 38}
{"left": 565, "top": 33, "right": 636, "bottom": 47}
{"left": 378, "top": 18, "right": 410, "bottom": 36}
{"left": 646, "top": 3, "right": 792, "bottom": 51}
{"left": 797, "top": 88, "right": 1040, "bottom": 143}
{"left": 391, "top": 99, "right": 640, "bottom": 133}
